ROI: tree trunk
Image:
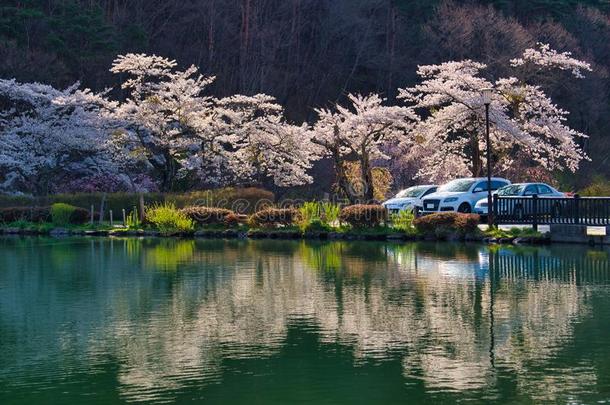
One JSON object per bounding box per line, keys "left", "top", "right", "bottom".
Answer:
{"left": 239, "top": 0, "right": 251, "bottom": 90}
{"left": 360, "top": 152, "right": 375, "bottom": 202}
{"left": 313, "top": 126, "right": 361, "bottom": 205}
{"left": 470, "top": 133, "right": 482, "bottom": 177}
{"left": 160, "top": 149, "right": 176, "bottom": 192}
{"left": 386, "top": 0, "right": 397, "bottom": 95}
{"left": 334, "top": 154, "right": 358, "bottom": 204}
{"left": 208, "top": 1, "right": 215, "bottom": 64}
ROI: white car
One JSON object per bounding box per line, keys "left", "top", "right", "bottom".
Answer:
{"left": 420, "top": 177, "right": 511, "bottom": 214}
{"left": 382, "top": 185, "right": 437, "bottom": 214}
{"left": 474, "top": 183, "right": 564, "bottom": 217}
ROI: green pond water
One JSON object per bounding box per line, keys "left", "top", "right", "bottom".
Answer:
{"left": 1, "top": 237, "right": 609, "bottom": 404}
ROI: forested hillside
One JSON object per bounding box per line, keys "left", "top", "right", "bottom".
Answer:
{"left": 1, "top": 0, "right": 609, "bottom": 189}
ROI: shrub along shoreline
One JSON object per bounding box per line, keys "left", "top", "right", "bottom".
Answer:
{"left": 0, "top": 201, "right": 550, "bottom": 245}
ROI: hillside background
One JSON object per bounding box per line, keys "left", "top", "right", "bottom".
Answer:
{"left": 1, "top": 0, "right": 609, "bottom": 191}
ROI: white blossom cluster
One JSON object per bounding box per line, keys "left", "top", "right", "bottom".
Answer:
{"left": 312, "top": 93, "right": 415, "bottom": 162}
{"left": 0, "top": 54, "right": 321, "bottom": 193}
{"left": 0, "top": 44, "right": 592, "bottom": 194}
{"left": 397, "top": 43, "right": 590, "bottom": 182}
{"left": 110, "top": 54, "right": 319, "bottom": 190}
{"left": 510, "top": 43, "right": 592, "bottom": 79}
{"left": 0, "top": 79, "right": 122, "bottom": 194}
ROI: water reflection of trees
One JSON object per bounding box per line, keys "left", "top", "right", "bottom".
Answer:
{"left": 0, "top": 237, "right": 608, "bottom": 402}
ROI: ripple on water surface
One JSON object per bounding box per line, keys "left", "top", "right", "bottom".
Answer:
{"left": 0, "top": 237, "right": 609, "bottom": 404}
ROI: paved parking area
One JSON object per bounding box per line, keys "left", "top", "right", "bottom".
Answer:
{"left": 478, "top": 224, "right": 551, "bottom": 233}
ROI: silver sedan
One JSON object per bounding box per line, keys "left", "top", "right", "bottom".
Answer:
{"left": 474, "top": 183, "right": 564, "bottom": 217}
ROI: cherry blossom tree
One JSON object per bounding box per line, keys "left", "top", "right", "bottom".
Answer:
{"left": 111, "top": 53, "right": 320, "bottom": 191}
{"left": 0, "top": 79, "right": 122, "bottom": 195}
{"left": 311, "top": 93, "right": 416, "bottom": 202}
{"left": 398, "top": 43, "right": 592, "bottom": 182}
{"left": 110, "top": 53, "right": 217, "bottom": 191}
{"left": 209, "top": 94, "right": 320, "bottom": 187}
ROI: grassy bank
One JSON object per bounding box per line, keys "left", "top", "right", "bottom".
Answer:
{"left": 0, "top": 201, "right": 550, "bottom": 245}
{"left": 0, "top": 188, "right": 275, "bottom": 215}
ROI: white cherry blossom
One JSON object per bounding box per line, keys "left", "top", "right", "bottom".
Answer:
{"left": 0, "top": 79, "right": 122, "bottom": 194}
{"left": 311, "top": 93, "right": 416, "bottom": 201}
{"left": 397, "top": 45, "right": 590, "bottom": 182}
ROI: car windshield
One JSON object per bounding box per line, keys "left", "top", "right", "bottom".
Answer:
{"left": 395, "top": 186, "right": 429, "bottom": 198}
{"left": 438, "top": 179, "right": 476, "bottom": 193}
{"left": 497, "top": 184, "right": 524, "bottom": 196}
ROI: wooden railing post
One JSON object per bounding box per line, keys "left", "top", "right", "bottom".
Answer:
{"left": 139, "top": 193, "right": 145, "bottom": 223}
{"left": 574, "top": 194, "right": 580, "bottom": 225}
{"left": 532, "top": 194, "right": 538, "bottom": 232}
{"left": 99, "top": 193, "right": 106, "bottom": 224}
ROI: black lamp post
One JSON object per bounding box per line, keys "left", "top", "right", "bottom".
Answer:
{"left": 482, "top": 88, "right": 494, "bottom": 227}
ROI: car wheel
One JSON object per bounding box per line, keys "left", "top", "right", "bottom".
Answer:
{"left": 457, "top": 203, "right": 471, "bottom": 213}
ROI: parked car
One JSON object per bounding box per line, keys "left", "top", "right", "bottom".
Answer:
{"left": 420, "top": 177, "right": 511, "bottom": 214}
{"left": 382, "top": 185, "right": 437, "bottom": 214}
{"left": 475, "top": 183, "right": 565, "bottom": 218}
